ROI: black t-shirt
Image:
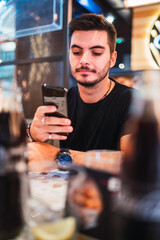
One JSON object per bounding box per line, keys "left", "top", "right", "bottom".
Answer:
{"left": 60, "top": 79, "right": 133, "bottom": 151}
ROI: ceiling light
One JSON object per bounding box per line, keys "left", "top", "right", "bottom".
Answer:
{"left": 155, "top": 20, "right": 160, "bottom": 31}
{"left": 0, "top": 0, "right": 5, "bottom": 8}
{"left": 0, "top": 42, "right": 16, "bottom": 51}
{"left": 77, "top": 0, "right": 101, "bottom": 13}
{"left": 116, "top": 38, "right": 125, "bottom": 44}
{"left": 79, "top": 0, "right": 89, "bottom": 7}
{"left": 105, "top": 14, "right": 115, "bottom": 23}
{"left": 151, "top": 30, "right": 158, "bottom": 38}
{"left": 124, "top": 0, "right": 160, "bottom": 8}
{"left": 119, "top": 63, "right": 125, "bottom": 69}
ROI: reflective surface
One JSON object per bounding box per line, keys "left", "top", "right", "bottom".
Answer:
{"left": 0, "top": 0, "right": 63, "bottom": 41}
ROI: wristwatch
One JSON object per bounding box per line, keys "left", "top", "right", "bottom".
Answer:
{"left": 56, "top": 148, "right": 73, "bottom": 170}
{"left": 26, "top": 123, "right": 35, "bottom": 142}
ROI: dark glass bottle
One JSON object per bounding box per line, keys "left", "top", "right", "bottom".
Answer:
{"left": 112, "top": 70, "right": 160, "bottom": 240}
{"left": 0, "top": 82, "right": 28, "bottom": 239}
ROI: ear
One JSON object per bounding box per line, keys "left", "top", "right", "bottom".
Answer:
{"left": 110, "top": 51, "right": 117, "bottom": 68}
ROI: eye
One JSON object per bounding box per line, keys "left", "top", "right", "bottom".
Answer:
{"left": 92, "top": 52, "right": 102, "bottom": 56}
{"left": 73, "top": 51, "right": 82, "bottom": 55}
{"left": 72, "top": 48, "right": 83, "bottom": 56}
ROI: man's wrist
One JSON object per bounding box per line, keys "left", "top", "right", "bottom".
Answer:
{"left": 69, "top": 150, "right": 85, "bottom": 165}
{"left": 26, "top": 123, "right": 35, "bottom": 142}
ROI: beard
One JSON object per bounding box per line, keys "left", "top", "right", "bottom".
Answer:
{"left": 72, "top": 61, "right": 111, "bottom": 87}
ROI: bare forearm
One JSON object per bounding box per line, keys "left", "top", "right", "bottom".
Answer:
{"left": 27, "top": 142, "right": 60, "bottom": 172}
{"left": 27, "top": 142, "right": 86, "bottom": 171}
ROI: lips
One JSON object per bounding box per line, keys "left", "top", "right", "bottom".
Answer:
{"left": 79, "top": 70, "right": 93, "bottom": 73}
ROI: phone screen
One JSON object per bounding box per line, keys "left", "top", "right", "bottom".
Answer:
{"left": 42, "top": 84, "right": 68, "bottom": 118}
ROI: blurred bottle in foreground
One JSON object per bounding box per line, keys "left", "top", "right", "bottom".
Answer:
{"left": 112, "top": 70, "right": 160, "bottom": 240}
{"left": 65, "top": 150, "right": 122, "bottom": 240}
{"left": 0, "top": 81, "right": 28, "bottom": 239}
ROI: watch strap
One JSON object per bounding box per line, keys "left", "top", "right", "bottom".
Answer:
{"left": 59, "top": 148, "right": 70, "bottom": 153}
{"left": 26, "top": 123, "right": 35, "bottom": 142}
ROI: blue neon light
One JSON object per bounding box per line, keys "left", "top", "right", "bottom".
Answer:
{"left": 77, "top": 0, "right": 101, "bottom": 14}
{"left": 153, "top": 34, "right": 160, "bottom": 50}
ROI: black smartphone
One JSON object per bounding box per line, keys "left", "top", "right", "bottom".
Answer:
{"left": 41, "top": 83, "right": 68, "bottom": 118}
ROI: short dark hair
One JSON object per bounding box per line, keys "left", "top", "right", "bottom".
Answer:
{"left": 69, "top": 13, "right": 117, "bottom": 54}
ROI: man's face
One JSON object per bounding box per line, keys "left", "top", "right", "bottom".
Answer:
{"left": 69, "top": 30, "right": 117, "bottom": 87}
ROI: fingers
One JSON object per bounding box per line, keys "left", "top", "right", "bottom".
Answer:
{"left": 44, "top": 116, "right": 71, "bottom": 126}
{"left": 30, "top": 105, "right": 73, "bottom": 142}
{"left": 44, "top": 132, "right": 68, "bottom": 141}
{"left": 35, "top": 105, "right": 57, "bottom": 118}
{"left": 39, "top": 124, "right": 73, "bottom": 134}
{"left": 42, "top": 124, "right": 73, "bottom": 141}
{"left": 34, "top": 105, "right": 71, "bottom": 127}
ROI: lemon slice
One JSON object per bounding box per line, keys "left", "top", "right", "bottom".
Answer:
{"left": 32, "top": 217, "right": 76, "bottom": 240}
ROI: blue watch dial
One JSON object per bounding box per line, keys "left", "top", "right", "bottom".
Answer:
{"left": 59, "top": 154, "right": 72, "bottom": 164}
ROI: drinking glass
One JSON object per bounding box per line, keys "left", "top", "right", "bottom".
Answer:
{"left": 17, "top": 160, "right": 76, "bottom": 240}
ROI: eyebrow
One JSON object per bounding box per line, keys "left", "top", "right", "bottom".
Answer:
{"left": 71, "top": 44, "right": 105, "bottom": 50}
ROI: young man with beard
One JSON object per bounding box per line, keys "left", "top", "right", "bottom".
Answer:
{"left": 27, "top": 13, "right": 133, "bottom": 167}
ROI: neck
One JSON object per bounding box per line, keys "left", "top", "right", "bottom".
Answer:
{"left": 78, "top": 78, "right": 114, "bottom": 103}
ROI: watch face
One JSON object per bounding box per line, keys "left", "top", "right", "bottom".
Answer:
{"left": 58, "top": 153, "right": 73, "bottom": 170}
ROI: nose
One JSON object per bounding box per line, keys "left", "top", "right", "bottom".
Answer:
{"left": 80, "top": 51, "right": 90, "bottom": 65}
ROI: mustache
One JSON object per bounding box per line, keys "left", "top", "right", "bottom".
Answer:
{"left": 75, "top": 66, "right": 96, "bottom": 73}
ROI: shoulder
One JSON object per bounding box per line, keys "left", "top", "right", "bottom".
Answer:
{"left": 112, "top": 78, "right": 133, "bottom": 93}
{"left": 109, "top": 79, "right": 139, "bottom": 118}
{"left": 111, "top": 78, "right": 136, "bottom": 102}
